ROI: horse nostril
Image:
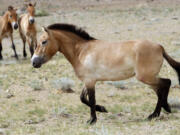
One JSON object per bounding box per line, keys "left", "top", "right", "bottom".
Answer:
{"left": 33, "top": 61, "right": 36, "bottom": 67}
{"left": 30, "top": 19, "right": 35, "bottom": 24}
{"left": 14, "top": 24, "right": 18, "bottom": 29}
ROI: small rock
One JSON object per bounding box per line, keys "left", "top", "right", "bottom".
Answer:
{"left": 57, "top": 88, "right": 75, "bottom": 94}
{"left": 59, "top": 113, "right": 71, "bottom": 118}
{"left": 0, "top": 129, "right": 6, "bottom": 135}
{"left": 117, "top": 113, "right": 124, "bottom": 117}
{"left": 172, "top": 17, "right": 178, "bottom": 20}
{"left": 24, "top": 118, "right": 45, "bottom": 125}
{"left": 51, "top": 77, "right": 75, "bottom": 92}
{"left": 150, "top": 18, "right": 159, "bottom": 22}
{"left": 6, "top": 94, "right": 14, "bottom": 99}
{"left": 106, "top": 81, "right": 128, "bottom": 90}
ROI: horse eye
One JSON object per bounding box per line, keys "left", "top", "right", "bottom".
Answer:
{"left": 42, "top": 40, "right": 47, "bottom": 45}
{"left": 10, "top": 15, "right": 12, "bottom": 18}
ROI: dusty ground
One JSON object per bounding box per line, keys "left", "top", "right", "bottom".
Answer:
{"left": 1, "top": 0, "right": 180, "bottom": 135}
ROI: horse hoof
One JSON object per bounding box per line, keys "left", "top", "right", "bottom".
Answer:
{"left": 87, "top": 117, "right": 97, "bottom": 125}
{"left": 11, "top": 55, "right": 18, "bottom": 59}
{"left": 15, "top": 56, "right": 19, "bottom": 60}
{"left": 96, "top": 105, "right": 108, "bottom": 113}
{"left": 23, "top": 53, "right": 27, "bottom": 58}
{"left": 148, "top": 112, "right": 160, "bottom": 120}
{"left": 163, "top": 104, "right": 171, "bottom": 113}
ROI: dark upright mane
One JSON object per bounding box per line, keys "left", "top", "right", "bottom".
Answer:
{"left": 47, "top": 23, "right": 96, "bottom": 41}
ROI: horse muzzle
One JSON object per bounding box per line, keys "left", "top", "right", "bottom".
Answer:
{"left": 29, "top": 17, "right": 35, "bottom": 24}
{"left": 12, "top": 22, "right": 18, "bottom": 30}
{"left": 31, "top": 55, "right": 44, "bottom": 68}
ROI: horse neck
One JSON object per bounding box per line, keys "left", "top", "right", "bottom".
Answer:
{"left": 54, "top": 30, "right": 87, "bottom": 66}
{"left": 2, "top": 12, "right": 9, "bottom": 25}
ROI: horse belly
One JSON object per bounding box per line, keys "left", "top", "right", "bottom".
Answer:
{"left": 82, "top": 55, "right": 135, "bottom": 81}
{"left": 95, "top": 64, "right": 135, "bottom": 81}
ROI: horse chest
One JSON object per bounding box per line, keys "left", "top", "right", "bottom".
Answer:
{"left": 0, "top": 22, "right": 12, "bottom": 38}
{"left": 1, "top": 29, "right": 11, "bottom": 39}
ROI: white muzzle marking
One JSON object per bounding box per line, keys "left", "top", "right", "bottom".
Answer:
{"left": 31, "top": 54, "right": 39, "bottom": 62}
{"left": 29, "top": 16, "right": 34, "bottom": 21}
{"left": 12, "top": 22, "right": 16, "bottom": 27}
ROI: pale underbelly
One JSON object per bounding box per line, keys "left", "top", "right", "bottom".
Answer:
{"left": 82, "top": 66, "right": 135, "bottom": 82}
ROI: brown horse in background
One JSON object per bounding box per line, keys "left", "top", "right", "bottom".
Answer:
{"left": 0, "top": 6, "right": 19, "bottom": 60}
{"left": 31, "top": 23, "right": 180, "bottom": 124}
{"left": 18, "top": 2, "right": 37, "bottom": 58}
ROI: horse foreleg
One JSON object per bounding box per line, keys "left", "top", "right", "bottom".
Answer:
{"left": 21, "top": 35, "right": 27, "bottom": 58}
{"left": 80, "top": 87, "right": 108, "bottom": 113}
{"left": 86, "top": 87, "right": 97, "bottom": 124}
{"left": 0, "top": 41, "right": 3, "bottom": 60}
{"left": 30, "top": 38, "right": 34, "bottom": 57}
{"left": 10, "top": 35, "right": 18, "bottom": 59}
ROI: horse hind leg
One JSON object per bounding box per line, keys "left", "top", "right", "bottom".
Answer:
{"left": 136, "top": 75, "right": 171, "bottom": 120}
{"left": 0, "top": 41, "right": 3, "bottom": 60}
{"left": 152, "top": 78, "right": 171, "bottom": 113}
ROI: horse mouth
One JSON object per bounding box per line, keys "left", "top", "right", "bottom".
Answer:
{"left": 32, "top": 57, "right": 43, "bottom": 68}
{"left": 33, "top": 63, "right": 42, "bottom": 68}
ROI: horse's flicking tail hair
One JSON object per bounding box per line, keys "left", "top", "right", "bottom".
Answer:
{"left": 162, "top": 46, "right": 180, "bottom": 84}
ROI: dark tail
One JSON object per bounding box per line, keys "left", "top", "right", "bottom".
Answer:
{"left": 162, "top": 46, "right": 180, "bottom": 84}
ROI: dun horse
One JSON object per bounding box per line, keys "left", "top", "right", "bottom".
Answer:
{"left": 31, "top": 23, "right": 180, "bottom": 124}
{"left": 0, "top": 6, "right": 19, "bottom": 60}
{"left": 18, "top": 2, "right": 37, "bottom": 58}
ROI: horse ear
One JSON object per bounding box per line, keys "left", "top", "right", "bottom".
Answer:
{"left": 34, "top": 2, "right": 36, "bottom": 7}
{"left": 8, "top": 6, "right": 14, "bottom": 11}
{"left": 42, "top": 26, "right": 49, "bottom": 34}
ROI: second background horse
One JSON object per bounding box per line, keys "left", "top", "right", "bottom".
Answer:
{"left": 18, "top": 2, "right": 37, "bottom": 58}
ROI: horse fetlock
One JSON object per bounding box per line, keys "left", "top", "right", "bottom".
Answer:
{"left": 162, "top": 102, "right": 171, "bottom": 113}
{"left": 23, "top": 51, "right": 27, "bottom": 57}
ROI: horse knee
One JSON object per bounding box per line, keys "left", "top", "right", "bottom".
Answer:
{"left": 80, "top": 92, "right": 86, "bottom": 103}
{"left": 80, "top": 88, "right": 88, "bottom": 104}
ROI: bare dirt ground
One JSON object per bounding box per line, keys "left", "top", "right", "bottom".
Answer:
{"left": 1, "top": 0, "right": 180, "bottom": 135}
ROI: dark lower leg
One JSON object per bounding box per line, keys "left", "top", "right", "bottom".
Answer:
{"left": 148, "top": 96, "right": 162, "bottom": 120}
{"left": 12, "top": 43, "right": 18, "bottom": 59}
{"left": 87, "top": 87, "right": 97, "bottom": 124}
{"left": 29, "top": 45, "right": 34, "bottom": 58}
{"left": 0, "top": 42, "right": 3, "bottom": 60}
{"left": 161, "top": 79, "right": 171, "bottom": 113}
{"left": 80, "top": 88, "right": 107, "bottom": 112}
{"left": 148, "top": 78, "right": 171, "bottom": 120}
{"left": 23, "top": 41, "right": 27, "bottom": 57}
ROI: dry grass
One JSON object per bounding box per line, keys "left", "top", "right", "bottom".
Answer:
{"left": 1, "top": 0, "right": 180, "bottom": 135}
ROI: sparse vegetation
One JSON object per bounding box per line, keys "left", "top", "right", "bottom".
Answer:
{"left": 35, "top": 9, "right": 49, "bottom": 17}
